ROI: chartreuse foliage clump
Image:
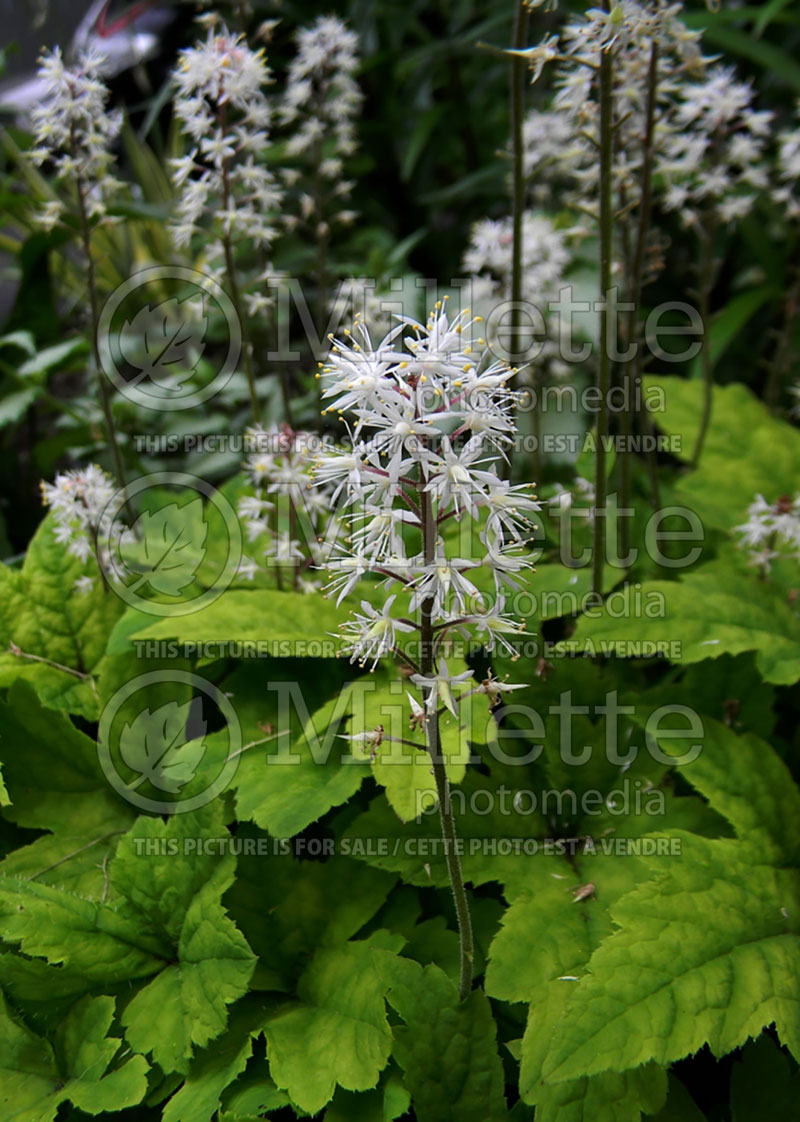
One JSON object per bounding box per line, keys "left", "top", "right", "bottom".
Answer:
{"left": 1, "top": 375, "right": 800, "bottom": 1118}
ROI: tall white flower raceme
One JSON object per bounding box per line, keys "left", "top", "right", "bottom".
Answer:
{"left": 170, "top": 27, "right": 282, "bottom": 254}
{"left": 523, "top": 1, "right": 705, "bottom": 224}
{"left": 313, "top": 300, "right": 538, "bottom": 1001}
{"left": 312, "top": 300, "right": 540, "bottom": 685}
{"left": 280, "top": 15, "right": 361, "bottom": 163}
{"left": 278, "top": 14, "right": 362, "bottom": 232}
{"left": 30, "top": 46, "right": 123, "bottom": 230}
{"left": 40, "top": 466, "right": 116, "bottom": 589}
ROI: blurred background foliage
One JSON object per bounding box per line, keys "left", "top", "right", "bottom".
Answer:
{"left": 0, "top": 0, "right": 799, "bottom": 551}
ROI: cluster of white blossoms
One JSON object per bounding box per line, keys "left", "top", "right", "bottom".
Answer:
{"left": 311, "top": 301, "right": 540, "bottom": 714}
{"left": 30, "top": 46, "right": 123, "bottom": 230}
{"left": 463, "top": 212, "right": 577, "bottom": 380}
{"left": 522, "top": 108, "right": 580, "bottom": 207}
{"left": 735, "top": 493, "right": 800, "bottom": 574}
{"left": 40, "top": 465, "right": 116, "bottom": 589}
{"left": 278, "top": 15, "right": 362, "bottom": 233}
{"left": 280, "top": 15, "right": 361, "bottom": 164}
{"left": 657, "top": 65, "right": 773, "bottom": 227}
{"left": 464, "top": 213, "right": 571, "bottom": 298}
{"left": 237, "top": 424, "right": 335, "bottom": 588}
{"left": 523, "top": 1, "right": 705, "bottom": 222}
{"left": 169, "top": 27, "right": 282, "bottom": 253}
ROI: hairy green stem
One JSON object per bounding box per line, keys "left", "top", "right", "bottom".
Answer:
{"left": 619, "top": 39, "right": 659, "bottom": 563}
{"left": 221, "top": 223, "right": 261, "bottom": 424}
{"left": 592, "top": 15, "right": 614, "bottom": 597}
{"left": 420, "top": 487, "right": 474, "bottom": 1001}
{"left": 510, "top": 0, "right": 539, "bottom": 482}
{"left": 219, "top": 102, "right": 261, "bottom": 425}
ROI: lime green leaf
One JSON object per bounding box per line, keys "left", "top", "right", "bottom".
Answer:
{"left": 0, "top": 992, "right": 148, "bottom": 1122}
{"left": 645, "top": 379, "right": 800, "bottom": 530}
{"left": 0, "top": 877, "right": 167, "bottom": 983}
{"left": 0, "top": 807, "right": 255, "bottom": 1076}
{"left": 0, "top": 954, "right": 94, "bottom": 1024}
{"left": 530, "top": 1068, "right": 667, "bottom": 1122}
{"left": 233, "top": 675, "right": 374, "bottom": 836}
{"left": 109, "top": 804, "right": 237, "bottom": 941}
{"left": 0, "top": 681, "right": 134, "bottom": 893}
{"left": 54, "top": 994, "right": 150, "bottom": 1114}
{"left": 558, "top": 566, "right": 800, "bottom": 685}
{"left": 115, "top": 808, "right": 256, "bottom": 1073}
{"left": 485, "top": 855, "right": 665, "bottom": 1120}
{"left": 125, "top": 589, "right": 348, "bottom": 654}
{"left": 341, "top": 664, "right": 474, "bottom": 822}
{"left": 541, "top": 836, "right": 800, "bottom": 1082}
{"left": 225, "top": 844, "right": 396, "bottom": 990}
{"left": 343, "top": 765, "right": 545, "bottom": 891}
{"left": 122, "top": 888, "right": 255, "bottom": 1074}
{"left": 160, "top": 1002, "right": 268, "bottom": 1122}
{"left": 265, "top": 938, "right": 400, "bottom": 1113}
{"left": 0, "top": 991, "right": 61, "bottom": 1121}
{"left": 541, "top": 721, "right": 800, "bottom": 1082}
{"left": 119, "top": 697, "right": 207, "bottom": 793}
{"left": 0, "top": 515, "right": 123, "bottom": 718}
{"left": 401, "top": 915, "right": 462, "bottom": 982}
{"left": 647, "top": 718, "right": 800, "bottom": 864}
{"left": 0, "top": 680, "right": 127, "bottom": 835}
{"left": 376, "top": 955, "right": 509, "bottom": 1122}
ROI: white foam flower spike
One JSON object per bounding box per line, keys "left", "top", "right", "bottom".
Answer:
{"left": 312, "top": 298, "right": 539, "bottom": 724}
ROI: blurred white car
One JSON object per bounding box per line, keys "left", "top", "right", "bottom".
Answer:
{"left": 0, "top": 0, "right": 177, "bottom": 116}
